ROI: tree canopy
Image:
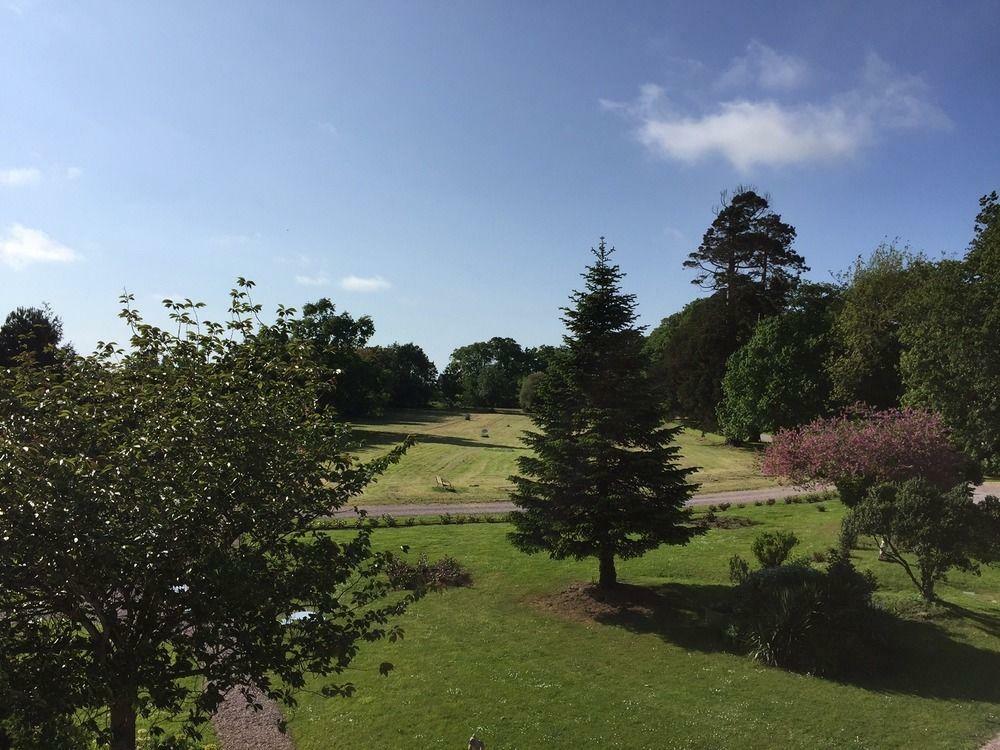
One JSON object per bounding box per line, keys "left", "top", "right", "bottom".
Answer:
{"left": 717, "top": 283, "right": 841, "bottom": 442}
{"left": 439, "top": 336, "right": 539, "bottom": 408}
{"left": 0, "top": 283, "right": 414, "bottom": 749}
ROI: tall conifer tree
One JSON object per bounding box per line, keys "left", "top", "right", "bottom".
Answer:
{"left": 509, "top": 240, "right": 699, "bottom": 587}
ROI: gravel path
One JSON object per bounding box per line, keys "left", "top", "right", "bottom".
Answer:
{"left": 211, "top": 685, "right": 294, "bottom": 750}
{"left": 333, "top": 481, "right": 1000, "bottom": 518}
{"left": 982, "top": 734, "right": 1000, "bottom": 750}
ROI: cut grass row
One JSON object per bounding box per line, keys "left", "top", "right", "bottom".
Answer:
{"left": 350, "top": 409, "right": 781, "bottom": 505}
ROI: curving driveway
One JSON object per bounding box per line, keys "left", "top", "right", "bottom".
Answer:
{"left": 333, "top": 481, "right": 1000, "bottom": 518}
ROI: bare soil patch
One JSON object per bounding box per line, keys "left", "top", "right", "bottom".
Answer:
{"left": 528, "top": 582, "right": 665, "bottom": 624}
{"left": 211, "top": 685, "right": 294, "bottom": 750}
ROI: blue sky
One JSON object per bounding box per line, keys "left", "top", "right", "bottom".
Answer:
{"left": 2, "top": 1, "right": 998, "bottom": 366}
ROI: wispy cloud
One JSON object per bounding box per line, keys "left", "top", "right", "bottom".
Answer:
{"left": 295, "top": 273, "right": 330, "bottom": 286}
{"left": 717, "top": 41, "right": 809, "bottom": 91}
{"left": 65, "top": 166, "right": 83, "bottom": 180}
{"left": 604, "top": 51, "right": 949, "bottom": 171}
{"left": 340, "top": 275, "right": 390, "bottom": 292}
{"left": 0, "top": 167, "right": 42, "bottom": 187}
{"left": 0, "top": 224, "right": 78, "bottom": 269}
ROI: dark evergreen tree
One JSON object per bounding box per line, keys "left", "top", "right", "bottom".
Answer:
{"left": 0, "top": 304, "right": 66, "bottom": 368}
{"left": 509, "top": 239, "right": 700, "bottom": 588}
{"left": 683, "top": 188, "right": 804, "bottom": 319}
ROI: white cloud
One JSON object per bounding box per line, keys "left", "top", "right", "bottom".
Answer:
{"left": 608, "top": 52, "right": 949, "bottom": 171}
{"left": 0, "top": 167, "right": 42, "bottom": 187}
{"left": 0, "top": 224, "right": 79, "bottom": 269}
{"left": 340, "top": 275, "right": 390, "bottom": 292}
{"left": 65, "top": 166, "right": 83, "bottom": 180}
{"left": 717, "top": 41, "right": 809, "bottom": 91}
{"left": 295, "top": 273, "right": 330, "bottom": 286}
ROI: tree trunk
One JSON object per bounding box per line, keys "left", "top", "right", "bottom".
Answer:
{"left": 110, "top": 689, "right": 137, "bottom": 750}
{"left": 598, "top": 550, "right": 617, "bottom": 588}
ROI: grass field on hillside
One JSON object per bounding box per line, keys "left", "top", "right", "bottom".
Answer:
{"left": 350, "top": 409, "right": 780, "bottom": 504}
{"left": 286, "top": 501, "right": 1000, "bottom": 749}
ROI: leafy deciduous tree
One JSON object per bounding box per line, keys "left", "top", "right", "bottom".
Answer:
{"left": 847, "top": 479, "right": 1000, "bottom": 601}
{"left": 0, "top": 283, "right": 414, "bottom": 750}
{"left": 900, "top": 192, "right": 1000, "bottom": 473}
{"left": 717, "top": 283, "right": 841, "bottom": 442}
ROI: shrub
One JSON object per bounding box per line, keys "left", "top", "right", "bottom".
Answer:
{"left": 737, "top": 503, "right": 746, "bottom": 509}
{"left": 441, "top": 512, "right": 454, "bottom": 525}
{"left": 385, "top": 553, "right": 472, "bottom": 591}
{"left": 404, "top": 517, "right": 416, "bottom": 527}
{"left": 766, "top": 498, "right": 776, "bottom": 506}
{"left": 751, "top": 531, "right": 799, "bottom": 568}
{"left": 728, "top": 554, "right": 751, "bottom": 585}
{"left": 754, "top": 500, "right": 763, "bottom": 507}
{"left": 380, "top": 513, "right": 397, "bottom": 528}
{"left": 846, "top": 479, "right": 1000, "bottom": 601}
{"left": 727, "top": 552, "right": 885, "bottom": 677}
{"left": 718, "top": 502, "right": 731, "bottom": 511}
{"left": 816, "top": 504, "right": 827, "bottom": 512}
{"left": 708, "top": 505, "right": 718, "bottom": 512}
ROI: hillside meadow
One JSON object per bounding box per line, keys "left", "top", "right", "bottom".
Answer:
{"left": 350, "top": 409, "right": 780, "bottom": 505}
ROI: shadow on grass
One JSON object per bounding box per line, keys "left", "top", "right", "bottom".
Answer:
{"left": 357, "top": 429, "right": 521, "bottom": 451}
{"left": 587, "top": 581, "right": 1000, "bottom": 703}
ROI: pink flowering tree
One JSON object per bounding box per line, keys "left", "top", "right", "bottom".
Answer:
{"left": 762, "top": 406, "right": 974, "bottom": 507}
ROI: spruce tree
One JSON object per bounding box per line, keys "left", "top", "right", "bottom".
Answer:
{"left": 508, "top": 239, "right": 699, "bottom": 588}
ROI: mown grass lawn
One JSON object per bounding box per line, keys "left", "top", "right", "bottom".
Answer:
{"left": 286, "top": 501, "right": 1000, "bottom": 749}
{"left": 350, "top": 409, "right": 780, "bottom": 504}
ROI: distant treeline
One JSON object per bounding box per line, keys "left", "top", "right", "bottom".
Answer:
{"left": 5, "top": 188, "right": 998, "bottom": 471}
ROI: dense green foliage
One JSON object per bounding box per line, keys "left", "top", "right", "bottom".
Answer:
{"left": 439, "top": 337, "right": 541, "bottom": 408}
{"left": 718, "top": 283, "right": 840, "bottom": 441}
{"left": 509, "top": 240, "right": 698, "bottom": 587}
{"left": 825, "top": 244, "right": 931, "bottom": 409}
{"left": 846, "top": 479, "right": 1000, "bottom": 601}
{"left": 646, "top": 295, "right": 735, "bottom": 426}
{"left": 900, "top": 192, "right": 1000, "bottom": 472}
{"left": 0, "top": 284, "right": 414, "bottom": 749}
{"left": 365, "top": 342, "right": 439, "bottom": 409}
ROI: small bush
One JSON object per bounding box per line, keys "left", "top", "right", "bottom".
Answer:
{"left": 729, "top": 554, "right": 751, "bottom": 585}
{"left": 737, "top": 503, "right": 746, "bottom": 509}
{"left": 754, "top": 500, "right": 763, "bottom": 507}
{"left": 380, "top": 513, "right": 397, "bottom": 527}
{"left": 816, "top": 504, "right": 827, "bottom": 512}
{"left": 751, "top": 530, "right": 799, "bottom": 568}
{"left": 727, "top": 551, "right": 886, "bottom": 677}
{"left": 811, "top": 549, "right": 829, "bottom": 563}
{"left": 385, "top": 553, "right": 472, "bottom": 591}
{"left": 766, "top": 498, "right": 776, "bottom": 506}
{"left": 404, "top": 517, "right": 416, "bottom": 527}
{"left": 708, "top": 505, "right": 718, "bottom": 512}
{"left": 718, "top": 502, "right": 732, "bottom": 511}
{"left": 784, "top": 497, "right": 793, "bottom": 505}
{"left": 441, "top": 512, "right": 454, "bottom": 525}
{"left": 838, "top": 522, "right": 858, "bottom": 553}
